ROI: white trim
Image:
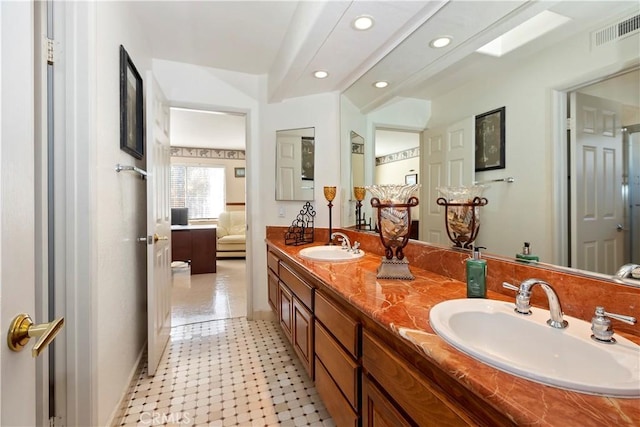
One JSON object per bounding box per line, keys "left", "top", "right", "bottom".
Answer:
{"left": 106, "top": 346, "right": 146, "bottom": 427}
{"left": 59, "top": 1, "right": 97, "bottom": 425}
{"left": 551, "top": 90, "right": 569, "bottom": 267}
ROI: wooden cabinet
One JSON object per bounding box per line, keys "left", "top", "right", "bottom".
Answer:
{"left": 270, "top": 255, "right": 315, "bottom": 379}
{"left": 266, "top": 246, "right": 510, "bottom": 427}
{"left": 362, "top": 375, "right": 411, "bottom": 427}
{"left": 172, "top": 225, "right": 216, "bottom": 274}
{"left": 293, "top": 298, "right": 314, "bottom": 377}
{"left": 314, "top": 291, "right": 361, "bottom": 425}
{"left": 279, "top": 282, "right": 293, "bottom": 342}
{"left": 267, "top": 270, "right": 279, "bottom": 313}
{"left": 362, "top": 331, "right": 470, "bottom": 426}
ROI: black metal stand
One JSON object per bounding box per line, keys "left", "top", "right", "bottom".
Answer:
{"left": 326, "top": 200, "right": 334, "bottom": 245}
{"left": 284, "top": 202, "right": 316, "bottom": 246}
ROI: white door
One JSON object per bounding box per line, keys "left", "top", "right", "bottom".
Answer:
{"left": 570, "top": 92, "right": 624, "bottom": 274}
{"left": 1, "top": 1, "right": 39, "bottom": 424}
{"left": 146, "top": 72, "right": 172, "bottom": 376}
{"left": 276, "top": 135, "right": 299, "bottom": 200}
{"left": 422, "top": 118, "right": 475, "bottom": 244}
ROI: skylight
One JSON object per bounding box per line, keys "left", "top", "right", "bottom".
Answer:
{"left": 477, "top": 10, "right": 572, "bottom": 57}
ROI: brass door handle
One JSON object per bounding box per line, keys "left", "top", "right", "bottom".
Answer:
{"left": 153, "top": 233, "right": 168, "bottom": 243}
{"left": 7, "top": 314, "right": 64, "bottom": 357}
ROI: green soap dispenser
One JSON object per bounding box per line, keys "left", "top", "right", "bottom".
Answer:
{"left": 466, "top": 246, "right": 487, "bottom": 298}
{"left": 516, "top": 242, "right": 539, "bottom": 262}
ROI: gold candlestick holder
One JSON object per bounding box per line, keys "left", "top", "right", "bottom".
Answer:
{"left": 323, "top": 186, "right": 336, "bottom": 245}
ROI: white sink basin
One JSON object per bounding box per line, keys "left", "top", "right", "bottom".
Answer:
{"left": 429, "top": 299, "right": 640, "bottom": 397}
{"left": 299, "top": 245, "right": 365, "bottom": 262}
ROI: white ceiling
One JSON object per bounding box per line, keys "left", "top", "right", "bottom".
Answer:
{"left": 133, "top": 0, "right": 639, "bottom": 150}
{"left": 170, "top": 108, "right": 246, "bottom": 150}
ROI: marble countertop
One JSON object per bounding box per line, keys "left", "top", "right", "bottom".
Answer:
{"left": 266, "top": 238, "right": 640, "bottom": 427}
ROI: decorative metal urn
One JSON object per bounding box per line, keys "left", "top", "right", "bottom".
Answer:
{"left": 436, "top": 186, "right": 488, "bottom": 249}
{"left": 366, "top": 184, "right": 420, "bottom": 280}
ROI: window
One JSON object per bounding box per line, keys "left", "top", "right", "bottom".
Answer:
{"left": 170, "top": 165, "right": 225, "bottom": 219}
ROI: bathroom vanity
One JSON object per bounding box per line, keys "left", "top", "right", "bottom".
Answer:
{"left": 265, "top": 227, "right": 640, "bottom": 426}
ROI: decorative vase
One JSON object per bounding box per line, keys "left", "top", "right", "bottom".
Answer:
{"left": 366, "top": 184, "right": 420, "bottom": 280}
{"left": 436, "top": 186, "right": 488, "bottom": 249}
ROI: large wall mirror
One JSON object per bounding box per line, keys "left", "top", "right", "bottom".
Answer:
{"left": 340, "top": 1, "right": 640, "bottom": 284}
{"left": 276, "top": 127, "right": 315, "bottom": 201}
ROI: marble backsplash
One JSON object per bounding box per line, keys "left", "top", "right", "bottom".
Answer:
{"left": 267, "top": 226, "right": 640, "bottom": 338}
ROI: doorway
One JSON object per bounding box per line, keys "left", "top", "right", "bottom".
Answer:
{"left": 566, "top": 68, "right": 640, "bottom": 273}
{"left": 168, "top": 107, "right": 248, "bottom": 326}
{"left": 374, "top": 128, "right": 422, "bottom": 238}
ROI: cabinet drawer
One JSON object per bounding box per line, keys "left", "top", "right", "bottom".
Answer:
{"left": 267, "top": 250, "right": 279, "bottom": 275}
{"left": 280, "top": 262, "right": 313, "bottom": 309}
{"left": 315, "top": 322, "right": 359, "bottom": 409}
{"left": 315, "top": 291, "right": 359, "bottom": 358}
{"left": 363, "top": 331, "right": 470, "bottom": 426}
{"left": 315, "top": 357, "right": 359, "bottom": 427}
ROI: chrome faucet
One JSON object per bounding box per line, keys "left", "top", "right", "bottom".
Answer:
{"left": 614, "top": 263, "right": 640, "bottom": 280}
{"left": 590, "top": 306, "right": 637, "bottom": 344}
{"left": 331, "top": 232, "right": 352, "bottom": 251}
{"left": 502, "top": 279, "right": 568, "bottom": 329}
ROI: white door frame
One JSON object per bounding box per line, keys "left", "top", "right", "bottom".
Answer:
{"left": 552, "top": 66, "right": 639, "bottom": 269}
{"left": 53, "top": 1, "right": 97, "bottom": 425}
{"left": 166, "top": 102, "right": 253, "bottom": 319}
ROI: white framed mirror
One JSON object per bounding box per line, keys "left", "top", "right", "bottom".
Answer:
{"left": 276, "top": 127, "right": 315, "bottom": 201}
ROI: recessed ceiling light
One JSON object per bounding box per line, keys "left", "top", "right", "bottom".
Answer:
{"left": 352, "top": 15, "right": 374, "bottom": 31}
{"left": 313, "top": 70, "right": 329, "bottom": 79}
{"left": 373, "top": 81, "right": 388, "bottom": 89}
{"left": 430, "top": 36, "right": 452, "bottom": 48}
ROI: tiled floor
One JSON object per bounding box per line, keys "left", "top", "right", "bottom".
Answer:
{"left": 172, "top": 260, "right": 247, "bottom": 326}
{"left": 117, "top": 261, "right": 334, "bottom": 426}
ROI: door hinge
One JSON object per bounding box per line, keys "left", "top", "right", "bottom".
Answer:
{"left": 566, "top": 117, "right": 574, "bottom": 129}
{"left": 47, "top": 38, "right": 54, "bottom": 65}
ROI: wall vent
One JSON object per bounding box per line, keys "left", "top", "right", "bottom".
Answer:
{"left": 592, "top": 14, "right": 640, "bottom": 48}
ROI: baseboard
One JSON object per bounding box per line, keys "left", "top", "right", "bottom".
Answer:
{"left": 107, "top": 344, "right": 146, "bottom": 427}
{"left": 250, "top": 310, "right": 276, "bottom": 321}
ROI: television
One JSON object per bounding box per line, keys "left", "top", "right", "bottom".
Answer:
{"left": 171, "top": 208, "right": 189, "bottom": 226}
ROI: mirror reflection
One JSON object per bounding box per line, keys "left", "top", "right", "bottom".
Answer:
{"left": 340, "top": 2, "right": 640, "bottom": 282}
{"left": 350, "top": 131, "right": 365, "bottom": 190}
{"left": 276, "top": 127, "right": 315, "bottom": 201}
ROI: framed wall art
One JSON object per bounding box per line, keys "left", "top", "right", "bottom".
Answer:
{"left": 405, "top": 173, "right": 417, "bottom": 185}
{"left": 234, "top": 167, "right": 246, "bottom": 178}
{"left": 475, "top": 106, "right": 505, "bottom": 171}
{"left": 120, "top": 45, "right": 144, "bottom": 159}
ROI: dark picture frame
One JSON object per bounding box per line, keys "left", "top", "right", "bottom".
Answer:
{"left": 234, "top": 167, "right": 246, "bottom": 178}
{"left": 120, "top": 45, "right": 144, "bottom": 159}
{"left": 405, "top": 173, "right": 417, "bottom": 185}
{"left": 301, "top": 136, "right": 315, "bottom": 181}
{"left": 475, "top": 106, "right": 505, "bottom": 171}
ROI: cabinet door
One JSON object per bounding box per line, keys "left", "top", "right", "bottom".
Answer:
{"left": 171, "top": 229, "right": 191, "bottom": 262}
{"left": 362, "top": 375, "right": 411, "bottom": 427}
{"left": 190, "top": 228, "right": 217, "bottom": 273}
{"left": 268, "top": 270, "right": 279, "bottom": 313}
{"left": 293, "top": 297, "right": 314, "bottom": 378}
{"left": 279, "top": 283, "right": 293, "bottom": 342}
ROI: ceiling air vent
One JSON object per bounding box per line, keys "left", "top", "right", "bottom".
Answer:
{"left": 592, "top": 13, "right": 640, "bottom": 48}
